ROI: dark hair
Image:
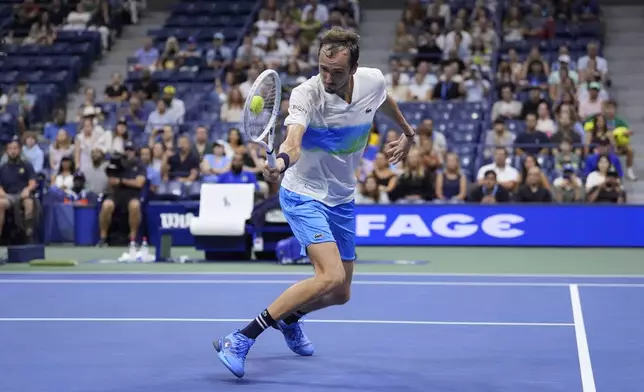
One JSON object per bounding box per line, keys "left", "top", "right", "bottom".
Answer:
{"left": 318, "top": 27, "right": 360, "bottom": 69}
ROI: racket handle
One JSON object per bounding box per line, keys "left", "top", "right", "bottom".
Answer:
{"left": 267, "top": 151, "right": 277, "bottom": 167}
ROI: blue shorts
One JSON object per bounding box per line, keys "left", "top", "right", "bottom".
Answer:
{"left": 279, "top": 188, "right": 356, "bottom": 262}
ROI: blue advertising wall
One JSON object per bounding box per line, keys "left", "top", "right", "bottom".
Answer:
{"left": 146, "top": 202, "right": 644, "bottom": 248}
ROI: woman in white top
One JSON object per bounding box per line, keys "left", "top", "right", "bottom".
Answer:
{"left": 535, "top": 102, "right": 557, "bottom": 137}
{"left": 585, "top": 155, "right": 612, "bottom": 191}
{"left": 219, "top": 87, "right": 244, "bottom": 123}
{"left": 387, "top": 71, "right": 409, "bottom": 102}
{"left": 49, "top": 129, "right": 74, "bottom": 176}
{"left": 52, "top": 156, "right": 75, "bottom": 192}
{"left": 107, "top": 121, "right": 128, "bottom": 155}
{"left": 407, "top": 72, "right": 432, "bottom": 101}
{"left": 74, "top": 118, "right": 109, "bottom": 172}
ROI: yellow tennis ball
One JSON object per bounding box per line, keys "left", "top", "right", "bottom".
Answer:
{"left": 250, "top": 95, "right": 264, "bottom": 115}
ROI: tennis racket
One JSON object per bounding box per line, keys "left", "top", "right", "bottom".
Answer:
{"left": 242, "top": 69, "right": 282, "bottom": 167}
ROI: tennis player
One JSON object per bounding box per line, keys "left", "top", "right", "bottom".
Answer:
{"left": 214, "top": 27, "right": 417, "bottom": 378}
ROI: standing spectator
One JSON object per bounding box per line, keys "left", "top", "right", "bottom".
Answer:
{"left": 0, "top": 138, "right": 37, "bottom": 240}
{"left": 483, "top": 119, "right": 515, "bottom": 159}
{"left": 514, "top": 167, "right": 552, "bottom": 202}
{"left": 553, "top": 164, "right": 584, "bottom": 203}
{"left": 21, "top": 132, "right": 43, "bottom": 173}
{"left": 133, "top": 37, "right": 159, "bottom": 71}
{"left": 491, "top": 85, "right": 522, "bottom": 121}
{"left": 586, "top": 168, "right": 625, "bottom": 204}
{"left": 83, "top": 149, "right": 109, "bottom": 195}
{"left": 477, "top": 147, "right": 520, "bottom": 192}
{"left": 468, "top": 170, "right": 510, "bottom": 203}
{"left": 49, "top": 129, "right": 75, "bottom": 176}
{"left": 104, "top": 73, "right": 129, "bottom": 102}
{"left": 434, "top": 152, "right": 467, "bottom": 203}
{"left": 514, "top": 113, "right": 550, "bottom": 156}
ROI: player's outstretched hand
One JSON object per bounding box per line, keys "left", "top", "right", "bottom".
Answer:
{"left": 263, "top": 161, "right": 282, "bottom": 183}
{"left": 386, "top": 133, "right": 413, "bottom": 165}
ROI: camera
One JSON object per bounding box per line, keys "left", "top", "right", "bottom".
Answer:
{"left": 105, "top": 152, "right": 126, "bottom": 177}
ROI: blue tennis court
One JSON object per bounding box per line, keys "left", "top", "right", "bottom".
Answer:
{"left": 0, "top": 272, "right": 642, "bottom": 391}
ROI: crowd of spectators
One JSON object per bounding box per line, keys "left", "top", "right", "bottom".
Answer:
{"left": 0, "top": 0, "right": 632, "bottom": 246}
{"left": 356, "top": 0, "right": 630, "bottom": 206}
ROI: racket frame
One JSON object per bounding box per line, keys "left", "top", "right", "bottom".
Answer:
{"left": 243, "top": 69, "right": 282, "bottom": 167}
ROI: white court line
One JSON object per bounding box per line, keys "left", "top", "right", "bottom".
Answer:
{"left": 2, "top": 270, "right": 644, "bottom": 278}
{"left": 570, "top": 284, "right": 597, "bottom": 392}
{"left": 1, "top": 278, "right": 644, "bottom": 288}
{"left": 0, "top": 317, "right": 573, "bottom": 327}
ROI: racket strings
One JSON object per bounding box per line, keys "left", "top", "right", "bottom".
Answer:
{"left": 244, "top": 75, "right": 279, "bottom": 142}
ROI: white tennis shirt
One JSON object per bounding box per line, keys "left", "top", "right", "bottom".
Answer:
{"left": 281, "top": 67, "right": 388, "bottom": 206}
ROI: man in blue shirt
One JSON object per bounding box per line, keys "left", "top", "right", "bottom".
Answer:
{"left": 218, "top": 153, "right": 259, "bottom": 191}
{"left": 584, "top": 138, "right": 623, "bottom": 177}
{"left": 0, "top": 138, "right": 38, "bottom": 241}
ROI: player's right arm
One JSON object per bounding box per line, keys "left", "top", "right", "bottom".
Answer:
{"left": 273, "top": 87, "right": 311, "bottom": 174}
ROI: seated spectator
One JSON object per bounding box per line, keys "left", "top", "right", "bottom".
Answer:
{"left": 0, "top": 138, "right": 37, "bottom": 240}
{"left": 417, "top": 119, "right": 446, "bottom": 157}
{"left": 387, "top": 71, "right": 410, "bottom": 102}
{"left": 193, "top": 126, "right": 213, "bottom": 160}
{"left": 430, "top": 62, "right": 464, "bottom": 101}
{"left": 514, "top": 167, "right": 552, "bottom": 202}
{"left": 518, "top": 155, "right": 551, "bottom": 192}
{"left": 49, "top": 129, "right": 75, "bottom": 176}
{"left": 97, "top": 142, "right": 146, "bottom": 247}
{"left": 77, "top": 87, "right": 98, "bottom": 121}
{"left": 524, "top": 4, "right": 551, "bottom": 39}
{"left": 9, "top": 81, "right": 36, "bottom": 134}
{"left": 75, "top": 118, "right": 109, "bottom": 172}
{"left": 355, "top": 175, "right": 389, "bottom": 204}
{"left": 586, "top": 168, "right": 625, "bottom": 204}
{"left": 554, "top": 138, "right": 582, "bottom": 173}
{"left": 549, "top": 55, "right": 579, "bottom": 88}
{"left": 161, "top": 86, "right": 186, "bottom": 123}
{"left": 535, "top": 102, "right": 557, "bottom": 137}
{"left": 158, "top": 36, "right": 182, "bottom": 70}
{"left": 389, "top": 149, "right": 434, "bottom": 203}
{"left": 371, "top": 152, "right": 397, "bottom": 196}
{"left": 415, "top": 32, "right": 443, "bottom": 67}
{"left": 139, "top": 146, "right": 161, "bottom": 194}
{"left": 218, "top": 153, "right": 259, "bottom": 192}
{"left": 107, "top": 120, "right": 128, "bottom": 155}
{"left": 584, "top": 138, "right": 623, "bottom": 178}
{"left": 14, "top": 0, "right": 40, "bottom": 31}
{"left": 515, "top": 113, "right": 550, "bottom": 156}
{"left": 483, "top": 119, "right": 515, "bottom": 160}
{"left": 445, "top": 18, "right": 472, "bottom": 50}
{"left": 148, "top": 125, "right": 175, "bottom": 152}
{"left": 303, "top": 0, "right": 330, "bottom": 24}
{"left": 585, "top": 154, "right": 613, "bottom": 191}
{"left": 597, "top": 100, "right": 636, "bottom": 180}
{"left": 201, "top": 142, "right": 231, "bottom": 183}
{"left": 584, "top": 114, "right": 614, "bottom": 154}
{"left": 104, "top": 73, "right": 129, "bottom": 102}
{"left": 145, "top": 99, "right": 180, "bottom": 134}
{"left": 434, "top": 152, "right": 467, "bottom": 203}
{"left": 468, "top": 170, "right": 510, "bottom": 203}
{"left": 491, "top": 85, "right": 522, "bottom": 121}
{"left": 520, "top": 59, "right": 549, "bottom": 93}
{"left": 464, "top": 65, "right": 490, "bottom": 102}
{"left": 553, "top": 164, "right": 584, "bottom": 203}
{"left": 236, "top": 35, "right": 266, "bottom": 66}
{"left": 177, "top": 36, "right": 203, "bottom": 71}
{"left": 578, "top": 41, "right": 608, "bottom": 75}
{"left": 206, "top": 32, "right": 233, "bottom": 70}
{"left": 477, "top": 147, "right": 519, "bottom": 192}
{"left": 51, "top": 156, "right": 75, "bottom": 192}
{"left": 132, "top": 69, "right": 160, "bottom": 102}
{"left": 82, "top": 149, "right": 109, "bottom": 195}
{"left": 300, "top": 10, "right": 323, "bottom": 46}
{"left": 578, "top": 82, "right": 604, "bottom": 119}
{"left": 0, "top": 87, "right": 7, "bottom": 112}
{"left": 21, "top": 132, "right": 43, "bottom": 173}
{"left": 240, "top": 68, "right": 260, "bottom": 99}
{"left": 120, "top": 97, "right": 148, "bottom": 134}
{"left": 133, "top": 37, "right": 159, "bottom": 71}
{"left": 23, "top": 11, "right": 56, "bottom": 45}
{"left": 220, "top": 87, "right": 245, "bottom": 123}
{"left": 551, "top": 111, "right": 582, "bottom": 154}
{"left": 63, "top": 2, "right": 110, "bottom": 51}
{"left": 163, "top": 135, "right": 199, "bottom": 182}
{"left": 520, "top": 86, "right": 548, "bottom": 119}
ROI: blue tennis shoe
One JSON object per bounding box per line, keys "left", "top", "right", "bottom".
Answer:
{"left": 213, "top": 330, "right": 255, "bottom": 378}
{"left": 275, "top": 320, "right": 314, "bottom": 356}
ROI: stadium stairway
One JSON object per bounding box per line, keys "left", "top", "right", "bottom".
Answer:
{"left": 602, "top": 5, "right": 644, "bottom": 203}
{"left": 65, "top": 11, "right": 169, "bottom": 122}
{"left": 358, "top": 0, "right": 406, "bottom": 70}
